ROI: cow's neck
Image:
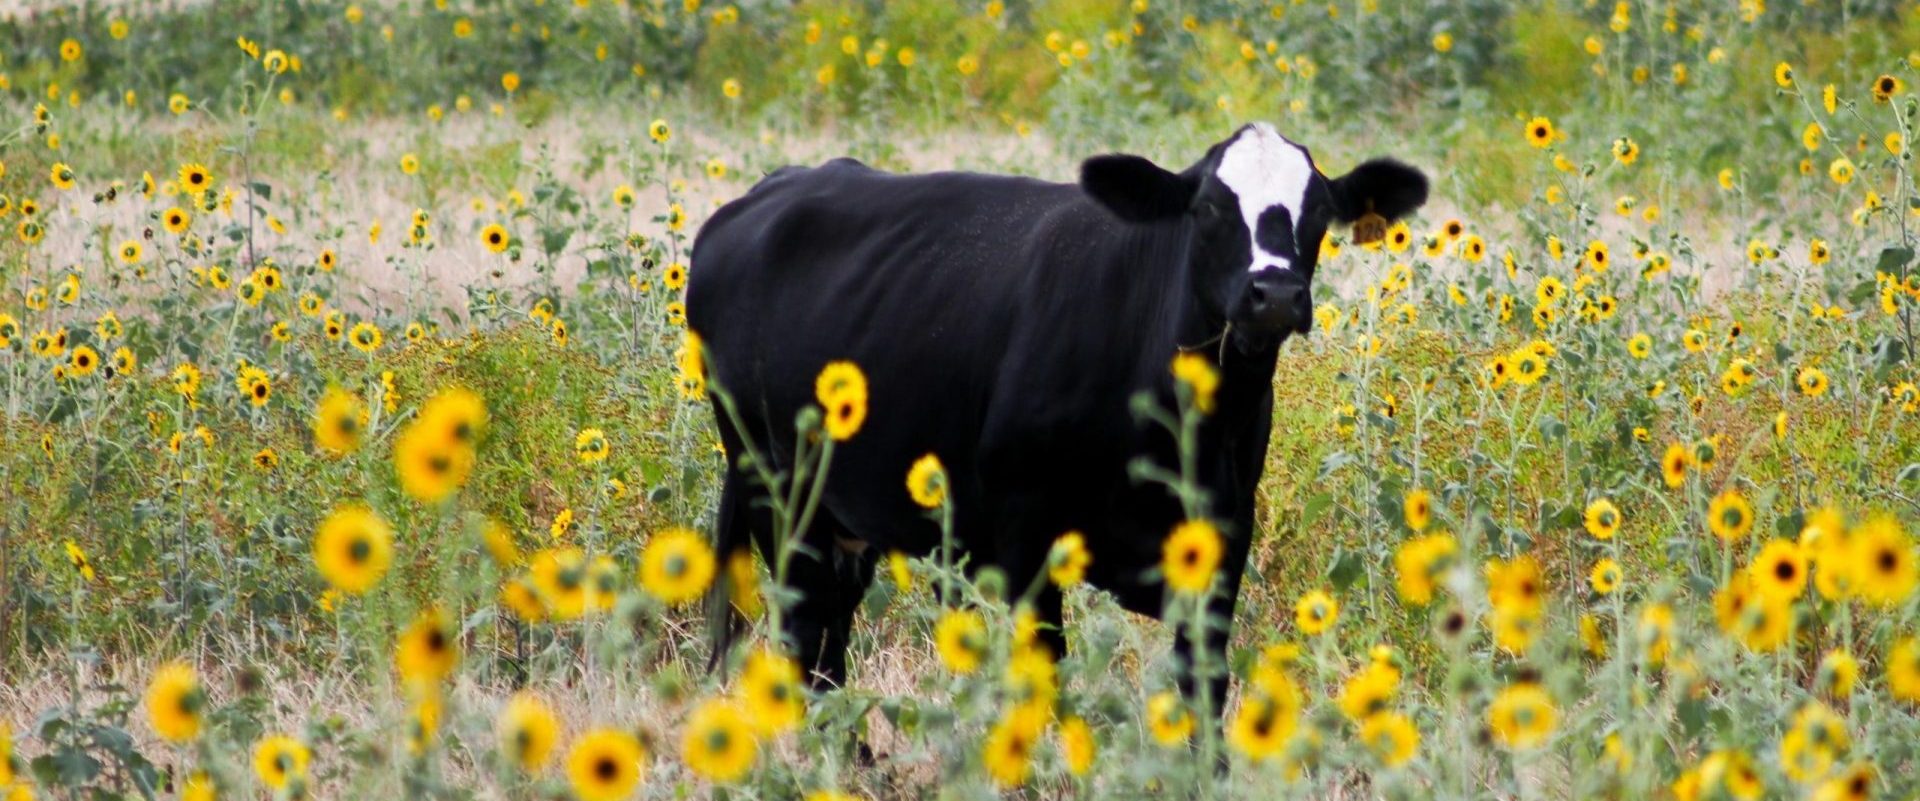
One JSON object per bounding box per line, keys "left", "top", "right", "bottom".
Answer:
{"left": 1140, "top": 220, "right": 1280, "bottom": 428}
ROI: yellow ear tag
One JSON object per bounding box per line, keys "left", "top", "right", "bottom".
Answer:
{"left": 1351, "top": 212, "right": 1388, "bottom": 246}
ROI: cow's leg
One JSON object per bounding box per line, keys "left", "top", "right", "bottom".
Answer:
{"left": 1171, "top": 540, "right": 1248, "bottom": 720}
{"left": 705, "top": 467, "right": 764, "bottom": 672}
{"left": 1175, "top": 404, "right": 1272, "bottom": 721}
{"left": 781, "top": 517, "right": 876, "bottom": 690}
{"left": 985, "top": 486, "right": 1070, "bottom": 660}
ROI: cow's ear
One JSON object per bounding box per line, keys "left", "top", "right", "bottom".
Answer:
{"left": 1080, "top": 154, "right": 1197, "bottom": 223}
{"left": 1326, "top": 158, "right": 1429, "bottom": 223}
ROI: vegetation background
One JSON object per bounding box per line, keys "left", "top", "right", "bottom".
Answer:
{"left": 1, "top": 1, "right": 1919, "bottom": 800}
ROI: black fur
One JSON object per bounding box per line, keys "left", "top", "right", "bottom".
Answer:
{"left": 689, "top": 130, "right": 1428, "bottom": 708}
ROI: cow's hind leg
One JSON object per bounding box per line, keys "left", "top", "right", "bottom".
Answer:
{"left": 706, "top": 465, "right": 771, "bottom": 672}
{"left": 782, "top": 516, "right": 877, "bottom": 690}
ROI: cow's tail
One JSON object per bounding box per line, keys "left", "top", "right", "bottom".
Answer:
{"left": 703, "top": 458, "right": 750, "bottom": 677}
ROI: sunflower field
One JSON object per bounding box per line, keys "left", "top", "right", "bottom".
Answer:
{"left": 3, "top": 0, "right": 1920, "bottom": 799}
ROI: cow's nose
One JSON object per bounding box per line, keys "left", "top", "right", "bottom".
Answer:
{"left": 1247, "top": 270, "right": 1305, "bottom": 330}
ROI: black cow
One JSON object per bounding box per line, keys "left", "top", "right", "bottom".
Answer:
{"left": 688, "top": 123, "right": 1428, "bottom": 706}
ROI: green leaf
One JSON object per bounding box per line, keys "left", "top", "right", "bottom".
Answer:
{"left": 249, "top": 181, "right": 272, "bottom": 201}
{"left": 1316, "top": 451, "right": 1356, "bottom": 480}
{"left": 1301, "top": 492, "right": 1333, "bottom": 529}
{"left": 1874, "top": 245, "right": 1913, "bottom": 273}
{"left": 1326, "top": 547, "right": 1364, "bottom": 591}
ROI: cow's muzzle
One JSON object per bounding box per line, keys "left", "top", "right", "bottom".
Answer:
{"left": 1241, "top": 268, "right": 1311, "bottom": 338}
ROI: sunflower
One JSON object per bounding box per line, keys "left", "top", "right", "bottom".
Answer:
{"left": 905, "top": 453, "right": 947, "bottom": 508}
{"left": 1146, "top": 691, "right": 1193, "bottom": 745}
{"left": 1337, "top": 661, "right": 1398, "bottom": 721}
{"left": 1488, "top": 683, "right": 1556, "bottom": 750}
{"left": 982, "top": 706, "right": 1045, "bottom": 787}
{"left": 1655, "top": 443, "right": 1690, "bottom": 488}
{"left": 1170, "top": 352, "right": 1219, "bottom": 413}
{"left": 145, "top": 662, "right": 203, "bottom": 743}
{"left": 814, "top": 361, "right": 868, "bottom": 441}
{"left": 1360, "top": 712, "right": 1419, "bottom": 767}
{"left": 1510, "top": 350, "right": 1547, "bottom": 386}
{"left": 1402, "top": 488, "right": 1432, "bottom": 532}
{"left": 1384, "top": 221, "right": 1412, "bottom": 252}
{"left": 1888, "top": 638, "right": 1920, "bottom": 703}
{"left": 725, "top": 549, "right": 762, "bottom": 617}
{"left": 237, "top": 367, "right": 270, "bottom": 407}
{"left": 500, "top": 578, "right": 545, "bottom": 622}
{"left": 738, "top": 649, "right": 803, "bottom": 735}
{"left": 1162, "top": 519, "right": 1223, "bottom": 594}
{"left": 1612, "top": 137, "right": 1639, "bottom": 166}
{"left": 588, "top": 556, "right": 620, "bottom": 613}
{"left": 1393, "top": 532, "right": 1456, "bottom": 606}
{"left": 1486, "top": 554, "right": 1544, "bottom": 616}
{"left": 349, "top": 321, "right": 382, "bottom": 353}
{"left": 1294, "top": 588, "right": 1339, "bottom": 635}
{"left": 663, "top": 262, "right": 688, "bottom": 290}
{"left": 1046, "top": 531, "right": 1090, "bottom": 587}
{"left": 312, "top": 504, "right": 393, "bottom": 594}
{"left": 313, "top": 387, "right": 367, "bottom": 456}
{"left": 566, "top": 729, "right": 646, "bottom": 801}
{"left": 395, "top": 607, "right": 459, "bottom": 686}
{"left": 638, "top": 527, "right": 716, "bottom": 605}
{"left": 480, "top": 223, "right": 510, "bottom": 253}
{"left": 49, "top": 162, "right": 75, "bottom": 190}
{"left": 1749, "top": 539, "right": 1808, "bottom": 600}
{"left": 681, "top": 699, "right": 757, "bottom": 783}
{"left": 180, "top": 771, "right": 215, "bottom": 801}
{"left": 394, "top": 390, "right": 486, "bottom": 503}
{"left": 178, "top": 163, "right": 212, "bottom": 196}
{"left": 1848, "top": 515, "right": 1915, "bottom": 606}
{"left": 1524, "top": 116, "right": 1554, "bottom": 148}
{"left": 1228, "top": 685, "right": 1301, "bottom": 762}
{"left": 1816, "top": 649, "right": 1859, "bottom": 699}
{"left": 1814, "top": 763, "right": 1876, "bottom": 801}
{"left": 934, "top": 608, "right": 986, "bottom": 674}
{"left": 575, "top": 428, "right": 610, "bottom": 463}
{"left": 530, "top": 547, "right": 591, "bottom": 620}
{"left": 253, "top": 448, "right": 279, "bottom": 471}
{"left": 1589, "top": 559, "right": 1622, "bottom": 595}
{"left": 251, "top": 735, "right": 311, "bottom": 791}
{"left": 1872, "top": 74, "right": 1903, "bottom": 103}
{"left": 1829, "top": 157, "right": 1855, "bottom": 185}
{"left": 648, "top": 118, "right": 671, "bottom": 143}
{"left": 68, "top": 346, "right": 99, "bottom": 376}
{"left": 1584, "top": 498, "right": 1621, "bottom": 540}
{"left": 1774, "top": 61, "right": 1794, "bottom": 88}
{"left": 1708, "top": 490, "right": 1754, "bottom": 542}
{"left": 1058, "top": 716, "right": 1096, "bottom": 776}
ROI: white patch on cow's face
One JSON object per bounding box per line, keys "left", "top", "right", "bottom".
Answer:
{"left": 1214, "top": 122, "right": 1315, "bottom": 273}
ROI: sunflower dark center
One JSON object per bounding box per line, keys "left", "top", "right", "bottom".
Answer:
{"left": 349, "top": 538, "right": 372, "bottom": 563}
{"left": 1774, "top": 561, "right": 1797, "bottom": 581}
{"left": 594, "top": 756, "right": 618, "bottom": 780}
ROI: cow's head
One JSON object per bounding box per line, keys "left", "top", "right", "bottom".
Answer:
{"left": 1080, "top": 123, "right": 1428, "bottom": 350}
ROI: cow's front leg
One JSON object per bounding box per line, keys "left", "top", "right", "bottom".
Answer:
{"left": 783, "top": 520, "right": 876, "bottom": 690}
{"left": 1171, "top": 549, "right": 1247, "bottom": 724}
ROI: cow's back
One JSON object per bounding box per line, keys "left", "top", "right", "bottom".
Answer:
{"left": 687, "top": 159, "right": 1140, "bottom": 554}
